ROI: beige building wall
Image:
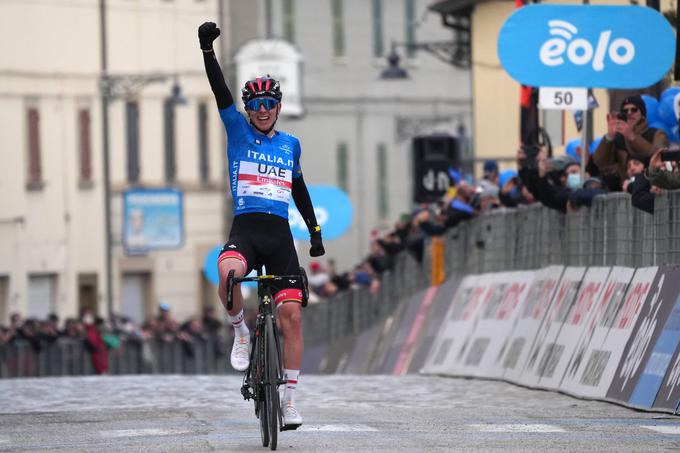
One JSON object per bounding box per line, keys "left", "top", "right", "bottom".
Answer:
{"left": 0, "top": 0, "right": 228, "bottom": 324}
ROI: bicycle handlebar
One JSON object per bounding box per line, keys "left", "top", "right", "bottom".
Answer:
{"left": 232, "top": 274, "right": 303, "bottom": 284}
{"left": 226, "top": 269, "right": 309, "bottom": 310}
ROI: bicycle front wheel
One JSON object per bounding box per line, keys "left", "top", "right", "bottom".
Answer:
{"left": 265, "top": 315, "right": 282, "bottom": 450}
{"left": 254, "top": 329, "right": 269, "bottom": 447}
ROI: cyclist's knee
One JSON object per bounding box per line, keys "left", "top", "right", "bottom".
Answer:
{"left": 277, "top": 297, "right": 302, "bottom": 331}
{"left": 218, "top": 251, "right": 247, "bottom": 281}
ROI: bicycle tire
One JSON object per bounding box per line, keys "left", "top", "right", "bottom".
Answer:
{"left": 265, "top": 315, "right": 281, "bottom": 450}
{"left": 255, "top": 329, "right": 269, "bottom": 447}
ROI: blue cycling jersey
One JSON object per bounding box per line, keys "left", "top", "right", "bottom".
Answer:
{"left": 219, "top": 105, "right": 302, "bottom": 219}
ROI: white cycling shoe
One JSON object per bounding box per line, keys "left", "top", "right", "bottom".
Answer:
{"left": 230, "top": 335, "right": 250, "bottom": 371}
{"left": 283, "top": 402, "right": 303, "bottom": 427}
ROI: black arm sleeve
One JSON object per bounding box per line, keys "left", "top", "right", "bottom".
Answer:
{"left": 202, "top": 50, "right": 233, "bottom": 109}
{"left": 291, "top": 175, "right": 319, "bottom": 233}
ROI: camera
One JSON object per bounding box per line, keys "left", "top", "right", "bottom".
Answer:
{"left": 661, "top": 145, "right": 680, "bottom": 161}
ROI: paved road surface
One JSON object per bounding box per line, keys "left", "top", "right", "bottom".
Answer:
{"left": 1, "top": 375, "right": 679, "bottom": 452}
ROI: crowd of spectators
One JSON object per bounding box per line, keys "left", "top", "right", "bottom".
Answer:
{"left": 0, "top": 305, "right": 229, "bottom": 375}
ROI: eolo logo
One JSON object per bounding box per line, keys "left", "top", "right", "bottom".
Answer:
{"left": 539, "top": 20, "right": 634, "bottom": 71}
{"left": 498, "top": 5, "right": 675, "bottom": 89}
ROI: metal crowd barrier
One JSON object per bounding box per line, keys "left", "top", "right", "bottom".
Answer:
{"left": 0, "top": 336, "right": 232, "bottom": 378}
{"left": 443, "top": 191, "right": 680, "bottom": 272}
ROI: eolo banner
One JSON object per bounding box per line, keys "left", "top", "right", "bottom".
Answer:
{"left": 498, "top": 5, "right": 675, "bottom": 88}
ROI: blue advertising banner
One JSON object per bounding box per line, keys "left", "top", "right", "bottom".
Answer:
{"left": 288, "top": 185, "right": 353, "bottom": 241}
{"left": 631, "top": 294, "right": 680, "bottom": 409}
{"left": 123, "top": 188, "right": 184, "bottom": 254}
{"left": 498, "top": 5, "right": 675, "bottom": 88}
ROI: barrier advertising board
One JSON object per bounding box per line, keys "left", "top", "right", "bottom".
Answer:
{"left": 518, "top": 266, "right": 586, "bottom": 387}
{"left": 560, "top": 267, "right": 658, "bottom": 398}
{"left": 422, "top": 274, "right": 489, "bottom": 375}
{"left": 454, "top": 271, "right": 534, "bottom": 378}
{"left": 534, "top": 267, "right": 611, "bottom": 390}
{"left": 408, "top": 277, "right": 461, "bottom": 374}
{"left": 607, "top": 267, "right": 680, "bottom": 408}
{"left": 500, "top": 266, "right": 565, "bottom": 382}
{"left": 631, "top": 280, "right": 680, "bottom": 409}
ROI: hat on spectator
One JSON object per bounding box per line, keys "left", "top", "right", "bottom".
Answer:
{"left": 309, "top": 261, "right": 321, "bottom": 272}
{"left": 159, "top": 302, "right": 171, "bottom": 311}
{"left": 620, "top": 95, "right": 647, "bottom": 117}
{"left": 550, "top": 155, "right": 578, "bottom": 173}
{"left": 627, "top": 152, "right": 650, "bottom": 167}
{"left": 583, "top": 177, "right": 603, "bottom": 189}
{"left": 483, "top": 159, "right": 499, "bottom": 175}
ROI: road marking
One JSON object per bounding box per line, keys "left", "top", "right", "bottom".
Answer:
{"left": 0, "top": 435, "right": 9, "bottom": 444}
{"left": 468, "top": 424, "right": 566, "bottom": 433}
{"left": 642, "top": 425, "right": 680, "bottom": 435}
{"left": 298, "top": 424, "right": 378, "bottom": 432}
{"left": 100, "top": 429, "right": 191, "bottom": 438}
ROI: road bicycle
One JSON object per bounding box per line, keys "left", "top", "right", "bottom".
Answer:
{"left": 226, "top": 267, "right": 308, "bottom": 451}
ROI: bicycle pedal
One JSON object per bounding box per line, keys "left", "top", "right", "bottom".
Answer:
{"left": 281, "top": 423, "right": 301, "bottom": 431}
{"left": 240, "top": 385, "right": 253, "bottom": 400}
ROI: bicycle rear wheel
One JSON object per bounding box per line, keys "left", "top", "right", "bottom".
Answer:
{"left": 254, "top": 330, "right": 269, "bottom": 447}
{"left": 265, "top": 315, "right": 281, "bottom": 450}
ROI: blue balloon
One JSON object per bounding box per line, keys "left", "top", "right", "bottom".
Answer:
{"left": 202, "top": 245, "right": 223, "bottom": 286}
{"left": 670, "top": 125, "right": 680, "bottom": 144}
{"left": 499, "top": 169, "right": 518, "bottom": 189}
{"left": 658, "top": 89, "right": 680, "bottom": 128}
{"left": 662, "top": 86, "right": 680, "bottom": 100}
{"left": 641, "top": 95, "right": 660, "bottom": 124}
{"left": 289, "top": 185, "right": 353, "bottom": 241}
{"left": 565, "top": 138, "right": 582, "bottom": 162}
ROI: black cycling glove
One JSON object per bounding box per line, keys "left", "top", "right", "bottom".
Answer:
{"left": 310, "top": 226, "right": 325, "bottom": 257}
{"left": 198, "top": 22, "right": 220, "bottom": 51}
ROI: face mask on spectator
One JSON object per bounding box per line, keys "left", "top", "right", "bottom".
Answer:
{"left": 567, "top": 173, "right": 582, "bottom": 189}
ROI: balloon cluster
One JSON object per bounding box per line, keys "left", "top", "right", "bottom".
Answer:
{"left": 643, "top": 88, "right": 680, "bottom": 144}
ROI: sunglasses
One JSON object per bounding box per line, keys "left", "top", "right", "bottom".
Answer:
{"left": 245, "top": 97, "right": 279, "bottom": 111}
{"left": 622, "top": 107, "right": 639, "bottom": 114}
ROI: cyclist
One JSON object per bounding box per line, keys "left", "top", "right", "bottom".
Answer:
{"left": 199, "top": 21, "right": 325, "bottom": 428}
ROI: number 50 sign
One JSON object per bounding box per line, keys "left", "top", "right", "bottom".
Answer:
{"left": 539, "top": 87, "right": 588, "bottom": 110}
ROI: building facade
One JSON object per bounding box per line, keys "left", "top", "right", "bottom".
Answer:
{"left": 0, "top": 0, "right": 471, "bottom": 325}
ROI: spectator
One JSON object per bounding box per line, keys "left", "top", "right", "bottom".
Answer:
{"left": 60, "top": 317, "right": 84, "bottom": 339}
{"left": 592, "top": 95, "right": 669, "bottom": 191}
{"left": 178, "top": 317, "right": 207, "bottom": 360}
{"left": 623, "top": 155, "right": 648, "bottom": 194}
{"left": 308, "top": 261, "right": 337, "bottom": 298}
{"left": 483, "top": 159, "right": 500, "bottom": 185}
{"left": 644, "top": 148, "right": 680, "bottom": 190}
{"left": 40, "top": 314, "right": 60, "bottom": 345}
{"left": 631, "top": 148, "right": 677, "bottom": 214}
{"left": 156, "top": 302, "right": 179, "bottom": 342}
{"left": 527, "top": 149, "right": 581, "bottom": 213}
{"left": 202, "top": 306, "right": 228, "bottom": 361}
{"left": 83, "top": 312, "right": 108, "bottom": 375}
{"left": 567, "top": 177, "right": 609, "bottom": 211}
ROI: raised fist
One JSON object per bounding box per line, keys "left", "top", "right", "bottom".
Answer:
{"left": 198, "top": 22, "right": 220, "bottom": 50}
